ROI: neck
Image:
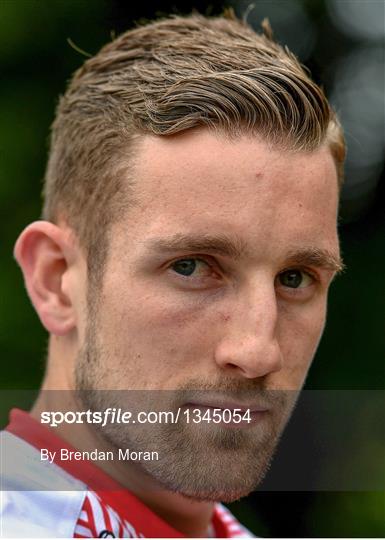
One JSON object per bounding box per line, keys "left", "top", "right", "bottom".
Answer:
{"left": 31, "top": 381, "right": 215, "bottom": 538}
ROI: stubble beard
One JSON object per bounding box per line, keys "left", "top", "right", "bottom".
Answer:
{"left": 75, "top": 304, "right": 297, "bottom": 502}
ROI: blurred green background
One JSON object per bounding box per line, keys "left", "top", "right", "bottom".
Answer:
{"left": 1, "top": 0, "right": 384, "bottom": 537}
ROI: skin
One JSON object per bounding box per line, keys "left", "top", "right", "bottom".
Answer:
{"left": 15, "top": 129, "right": 341, "bottom": 537}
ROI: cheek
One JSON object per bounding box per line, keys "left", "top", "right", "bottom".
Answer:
{"left": 100, "top": 285, "right": 222, "bottom": 364}
{"left": 277, "top": 300, "right": 327, "bottom": 383}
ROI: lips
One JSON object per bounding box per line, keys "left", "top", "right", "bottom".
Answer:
{"left": 182, "top": 402, "right": 268, "bottom": 429}
{"left": 184, "top": 401, "right": 269, "bottom": 413}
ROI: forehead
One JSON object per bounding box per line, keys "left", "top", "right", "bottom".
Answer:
{"left": 119, "top": 130, "right": 339, "bottom": 256}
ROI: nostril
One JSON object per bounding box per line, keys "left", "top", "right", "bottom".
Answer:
{"left": 226, "top": 362, "right": 240, "bottom": 370}
{"left": 215, "top": 338, "right": 283, "bottom": 379}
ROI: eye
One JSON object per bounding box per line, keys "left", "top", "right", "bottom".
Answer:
{"left": 278, "top": 269, "right": 314, "bottom": 289}
{"left": 171, "top": 258, "right": 211, "bottom": 277}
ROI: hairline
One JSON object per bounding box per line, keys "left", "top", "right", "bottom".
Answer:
{"left": 78, "top": 127, "right": 340, "bottom": 286}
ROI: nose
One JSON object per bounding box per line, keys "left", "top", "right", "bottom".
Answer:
{"left": 214, "top": 279, "right": 283, "bottom": 379}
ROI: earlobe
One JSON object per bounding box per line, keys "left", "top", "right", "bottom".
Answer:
{"left": 14, "top": 221, "right": 77, "bottom": 336}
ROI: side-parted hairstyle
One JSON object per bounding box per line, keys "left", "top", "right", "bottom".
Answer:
{"left": 42, "top": 11, "right": 345, "bottom": 274}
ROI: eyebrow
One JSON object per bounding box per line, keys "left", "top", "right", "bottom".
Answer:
{"left": 145, "top": 233, "right": 247, "bottom": 260}
{"left": 285, "top": 247, "right": 345, "bottom": 274}
{"left": 145, "top": 234, "right": 345, "bottom": 274}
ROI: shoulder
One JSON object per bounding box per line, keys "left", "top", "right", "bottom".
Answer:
{"left": 1, "top": 430, "right": 86, "bottom": 537}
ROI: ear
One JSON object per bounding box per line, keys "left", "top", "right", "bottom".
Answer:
{"left": 14, "top": 221, "right": 79, "bottom": 336}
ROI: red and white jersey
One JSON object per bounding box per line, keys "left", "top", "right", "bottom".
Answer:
{"left": 1, "top": 409, "right": 255, "bottom": 538}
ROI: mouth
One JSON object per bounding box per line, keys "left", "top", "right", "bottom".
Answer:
{"left": 182, "top": 401, "right": 269, "bottom": 428}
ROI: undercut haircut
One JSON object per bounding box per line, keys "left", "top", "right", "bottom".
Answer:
{"left": 42, "top": 11, "right": 345, "bottom": 278}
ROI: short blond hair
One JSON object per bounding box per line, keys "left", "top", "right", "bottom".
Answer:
{"left": 43, "top": 12, "right": 345, "bottom": 266}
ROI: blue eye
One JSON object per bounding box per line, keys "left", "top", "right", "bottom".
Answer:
{"left": 278, "top": 269, "right": 312, "bottom": 288}
{"left": 171, "top": 259, "right": 198, "bottom": 276}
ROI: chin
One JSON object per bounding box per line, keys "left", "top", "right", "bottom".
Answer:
{"left": 159, "top": 469, "right": 264, "bottom": 504}
{"left": 178, "top": 484, "right": 255, "bottom": 503}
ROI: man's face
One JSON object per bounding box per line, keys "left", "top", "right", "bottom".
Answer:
{"left": 76, "top": 130, "right": 340, "bottom": 500}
